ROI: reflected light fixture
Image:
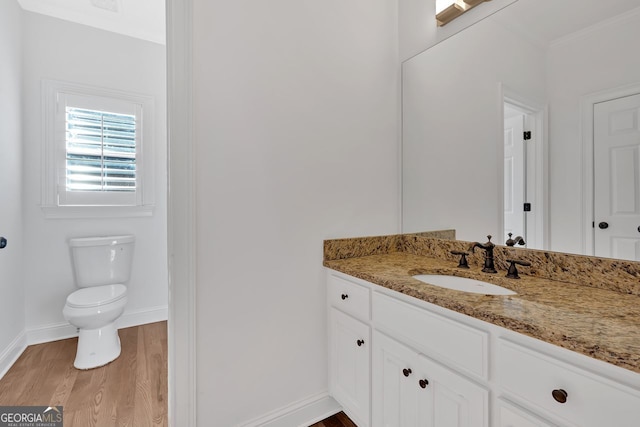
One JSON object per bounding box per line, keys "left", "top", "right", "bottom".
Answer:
{"left": 435, "top": 0, "right": 491, "bottom": 26}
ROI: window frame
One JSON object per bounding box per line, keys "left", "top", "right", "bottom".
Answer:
{"left": 42, "top": 80, "right": 155, "bottom": 218}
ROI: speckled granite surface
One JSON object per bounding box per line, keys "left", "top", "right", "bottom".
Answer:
{"left": 407, "top": 229, "right": 456, "bottom": 240}
{"left": 401, "top": 234, "right": 640, "bottom": 296}
{"left": 323, "top": 234, "right": 640, "bottom": 374}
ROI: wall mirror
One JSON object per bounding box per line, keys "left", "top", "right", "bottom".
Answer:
{"left": 402, "top": 0, "right": 640, "bottom": 260}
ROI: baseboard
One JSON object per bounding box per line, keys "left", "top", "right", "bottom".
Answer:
{"left": 117, "top": 305, "right": 169, "bottom": 329}
{"left": 26, "top": 322, "right": 77, "bottom": 345}
{"left": 239, "top": 392, "right": 342, "bottom": 427}
{"left": 26, "top": 305, "right": 169, "bottom": 345}
{"left": 0, "top": 331, "right": 27, "bottom": 381}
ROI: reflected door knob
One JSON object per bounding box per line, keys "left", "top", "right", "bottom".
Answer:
{"left": 419, "top": 379, "right": 429, "bottom": 389}
{"left": 402, "top": 368, "right": 412, "bottom": 377}
{"left": 356, "top": 339, "right": 364, "bottom": 347}
{"left": 341, "top": 294, "right": 348, "bottom": 300}
{"left": 598, "top": 222, "right": 609, "bottom": 229}
{"left": 552, "top": 389, "right": 568, "bottom": 403}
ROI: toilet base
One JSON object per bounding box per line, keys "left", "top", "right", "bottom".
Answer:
{"left": 74, "top": 322, "right": 121, "bottom": 370}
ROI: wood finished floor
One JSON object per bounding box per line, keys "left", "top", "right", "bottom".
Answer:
{"left": 310, "top": 411, "right": 357, "bottom": 427}
{"left": 0, "top": 321, "right": 167, "bottom": 427}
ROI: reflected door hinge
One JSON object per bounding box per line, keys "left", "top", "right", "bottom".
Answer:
{"left": 523, "top": 131, "right": 532, "bottom": 141}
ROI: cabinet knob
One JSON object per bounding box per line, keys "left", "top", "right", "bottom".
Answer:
{"left": 341, "top": 294, "right": 348, "bottom": 300}
{"left": 419, "top": 379, "right": 429, "bottom": 389}
{"left": 357, "top": 339, "right": 364, "bottom": 347}
{"left": 552, "top": 389, "right": 568, "bottom": 404}
{"left": 402, "top": 368, "right": 412, "bottom": 377}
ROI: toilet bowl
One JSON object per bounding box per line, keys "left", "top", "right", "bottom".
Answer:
{"left": 63, "top": 236, "right": 134, "bottom": 370}
{"left": 63, "top": 284, "right": 128, "bottom": 369}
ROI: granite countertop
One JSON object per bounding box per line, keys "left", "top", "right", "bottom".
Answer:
{"left": 324, "top": 251, "right": 640, "bottom": 374}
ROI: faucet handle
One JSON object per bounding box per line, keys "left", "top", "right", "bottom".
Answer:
{"left": 505, "top": 259, "right": 531, "bottom": 279}
{"left": 450, "top": 250, "right": 470, "bottom": 269}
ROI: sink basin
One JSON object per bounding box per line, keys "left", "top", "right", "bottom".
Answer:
{"left": 413, "top": 274, "right": 516, "bottom": 296}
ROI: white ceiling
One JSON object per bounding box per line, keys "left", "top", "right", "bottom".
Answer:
{"left": 18, "top": 0, "right": 165, "bottom": 45}
{"left": 494, "top": 0, "right": 640, "bottom": 48}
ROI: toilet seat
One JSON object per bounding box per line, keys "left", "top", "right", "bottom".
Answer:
{"left": 66, "top": 284, "right": 127, "bottom": 308}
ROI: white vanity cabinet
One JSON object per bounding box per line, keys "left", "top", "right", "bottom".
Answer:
{"left": 328, "top": 270, "right": 488, "bottom": 427}
{"left": 372, "top": 330, "right": 488, "bottom": 427}
{"left": 326, "top": 269, "right": 640, "bottom": 427}
{"left": 328, "top": 274, "right": 371, "bottom": 427}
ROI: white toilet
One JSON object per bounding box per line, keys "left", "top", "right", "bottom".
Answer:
{"left": 63, "top": 235, "right": 134, "bottom": 370}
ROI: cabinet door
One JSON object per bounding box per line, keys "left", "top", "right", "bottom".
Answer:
{"left": 373, "top": 332, "right": 488, "bottom": 427}
{"left": 415, "top": 354, "right": 488, "bottom": 427}
{"left": 330, "top": 308, "right": 370, "bottom": 427}
{"left": 372, "top": 331, "right": 420, "bottom": 427}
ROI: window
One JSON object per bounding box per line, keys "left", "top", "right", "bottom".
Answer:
{"left": 42, "top": 80, "right": 155, "bottom": 217}
{"left": 66, "top": 107, "right": 136, "bottom": 193}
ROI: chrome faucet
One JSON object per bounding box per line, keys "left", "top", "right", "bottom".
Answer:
{"left": 469, "top": 235, "right": 497, "bottom": 273}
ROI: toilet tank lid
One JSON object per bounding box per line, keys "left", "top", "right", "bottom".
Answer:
{"left": 69, "top": 235, "right": 135, "bottom": 247}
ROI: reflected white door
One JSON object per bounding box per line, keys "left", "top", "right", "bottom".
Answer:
{"left": 504, "top": 114, "right": 525, "bottom": 243}
{"left": 594, "top": 93, "right": 640, "bottom": 260}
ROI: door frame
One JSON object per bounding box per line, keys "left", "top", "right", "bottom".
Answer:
{"left": 167, "top": 0, "right": 197, "bottom": 425}
{"left": 580, "top": 82, "right": 640, "bottom": 256}
{"left": 503, "top": 108, "right": 526, "bottom": 243}
{"left": 499, "top": 84, "right": 548, "bottom": 250}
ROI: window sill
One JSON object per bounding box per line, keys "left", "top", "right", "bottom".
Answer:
{"left": 41, "top": 205, "right": 155, "bottom": 219}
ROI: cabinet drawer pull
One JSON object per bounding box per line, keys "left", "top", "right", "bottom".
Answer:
{"left": 357, "top": 339, "right": 365, "bottom": 347}
{"left": 402, "top": 368, "right": 412, "bottom": 377}
{"left": 341, "top": 294, "right": 348, "bottom": 300}
{"left": 552, "top": 389, "right": 568, "bottom": 404}
{"left": 419, "top": 379, "right": 429, "bottom": 389}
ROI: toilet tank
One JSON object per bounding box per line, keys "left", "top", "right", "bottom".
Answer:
{"left": 69, "top": 235, "right": 135, "bottom": 287}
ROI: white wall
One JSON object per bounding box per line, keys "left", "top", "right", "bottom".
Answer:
{"left": 21, "top": 12, "right": 168, "bottom": 340}
{"left": 0, "top": 0, "right": 26, "bottom": 377}
{"left": 191, "top": 0, "right": 399, "bottom": 425}
{"left": 547, "top": 10, "right": 640, "bottom": 254}
{"left": 402, "top": 17, "right": 546, "bottom": 242}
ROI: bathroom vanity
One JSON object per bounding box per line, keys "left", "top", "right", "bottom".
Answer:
{"left": 324, "top": 234, "right": 640, "bottom": 427}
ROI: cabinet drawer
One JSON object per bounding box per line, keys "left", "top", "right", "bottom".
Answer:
{"left": 328, "top": 273, "right": 370, "bottom": 321}
{"left": 372, "top": 292, "right": 488, "bottom": 380}
{"left": 497, "top": 399, "right": 554, "bottom": 427}
{"left": 498, "top": 339, "right": 640, "bottom": 427}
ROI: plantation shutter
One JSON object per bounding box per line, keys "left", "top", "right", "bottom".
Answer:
{"left": 55, "top": 91, "right": 143, "bottom": 207}
{"left": 42, "top": 81, "right": 154, "bottom": 213}
{"left": 65, "top": 107, "right": 137, "bottom": 192}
